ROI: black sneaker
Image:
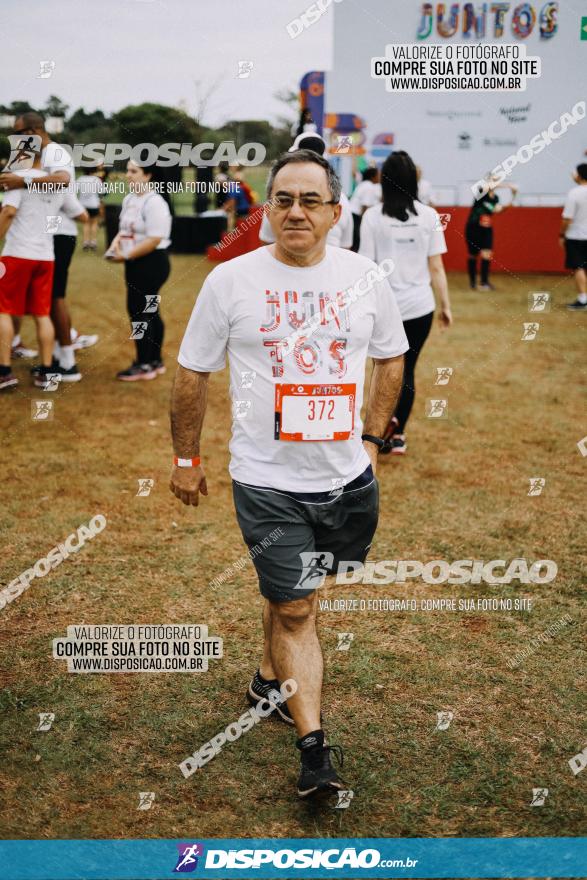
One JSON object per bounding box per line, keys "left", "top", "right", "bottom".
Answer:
{"left": 0, "top": 372, "right": 18, "bottom": 391}
{"left": 247, "top": 670, "right": 294, "bottom": 724}
{"left": 566, "top": 299, "right": 587, "bottom": 311}
{"left": 58, "top": 364, "right": 82, "bottom": 382}
{"left": 297, "top": 738, "right": 346, "bottom": 798}
{"left": 30, "top": 357, "right": 59, "bottom": 376}
{"left": 390, "top": 434, "right": 407, "bottom": 455}
{"left": 150, "top": 360, "right": 166, "bottom": 375}
{"left": 379, "top": 415, "right": 399, "bottom": 455}
{"left": 33, "top": 366, "right": 61, "bottom": 390}
{"left": 116, "top": 363, "right": 157, "bottom": 382}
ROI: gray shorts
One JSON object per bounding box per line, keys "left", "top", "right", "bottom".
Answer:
{"left": 232, "top": 466, "right": 379, "bottom": 603}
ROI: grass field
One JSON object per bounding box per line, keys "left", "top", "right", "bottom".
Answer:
{"left": 0, "top": 230, "right": 585, "bottom": 845}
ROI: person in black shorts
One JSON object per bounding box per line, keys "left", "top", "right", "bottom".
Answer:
{"left": 171, "top": 150, "right": 408, "bottom": 798}
{"left": 466, "top": 177, "right": 517, "bottom": 291}
{"left": 560, "top": 163, "right": 587, "bottom": 310}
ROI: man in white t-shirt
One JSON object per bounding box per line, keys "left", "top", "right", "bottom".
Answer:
{"left": 1, "top": 113, "right": 94, "bottom": 380}
{"left": 259, "top": 133, "right": 353, "bottom": 249}
{"left": 0, "top": 150, "right": 84, "bottom": 390}
{"left": 171, "top": 150, "right": 408, "bottom": 797}
{"left": 560, "top": 163, "right": 587, "bottom": 310}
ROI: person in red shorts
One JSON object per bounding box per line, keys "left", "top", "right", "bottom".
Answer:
{"left": 0, "top": 149, "right": 84, "bottom": 391}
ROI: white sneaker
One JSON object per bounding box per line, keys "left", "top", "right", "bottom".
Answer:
{"left": 12, "top": 344, "right": 38, "bottom": 359}
{"left": 72, "top": 334, "right": 99, "bottom": 351}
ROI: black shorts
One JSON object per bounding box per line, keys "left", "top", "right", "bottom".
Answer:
{"left": 465, "top": 222, "right": 493, "bottom": 255}
{"left": 52, "top": 234, "right": 77, "bottom": 299}
{"left": 86, "top": 207, "right": 100, "bottom": 218}
{"left": 232, "top": 466, "right": 379, "bottom": 603}
{"left": 564, "top": 238, "right": 587, "bottom": 270}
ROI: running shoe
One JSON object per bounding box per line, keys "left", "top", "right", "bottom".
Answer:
{"left": 379, "top": 415, "right": 399, "bottom": 455}
{"left": 12, "top": 344, "right": 38, "bottom": 359}
{"left": 150, "top": 360, "right": 166, "bottom": 375}
{"left": 566, "top": 299, "right": 587, "bottom": 311}
{"left": 72, "top": 334, "right": 99, "bottom": 351}
{"left": 247, "top": 670, "right": 294, "bottom": 724}
{"left": 477, "top": 283, "right": 495, "bottom": 291}
{"left": 0, "top": 373, "right": 18, "bottom": 391}
{"left": 297, "top": 741, "right": 346, "bottom": 798}
{"left": 33, "top": 367, "right": 61, "bottom": 390}
{"left": 390, "top": 434, "right": 407, "bottom": 455}
{"left": 116, "top": 363, "right": 157, "bottom": 382}
{"left": 30, "top": 358, "right": 59, "bottom": 376}
{"left": 58, "top": 364, "right": 82, "bottom": 382}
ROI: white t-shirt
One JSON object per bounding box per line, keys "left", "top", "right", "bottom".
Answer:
{"left": 2, "top": 169, "right": 81, "bottom": 260}
{"left": 41, "top": 141, "right": 77, "bottom": 236}
{"left": 118, "top": 192, "right": 172, "bottom": 252}
{"left": 562, "top": 185, "right": 587, "bottom": 240}
{"left": 259, "top": 192, "right": 353, "bottom": 249}
{"left": 359, "top": 202, "right": 447, "bottom": 321}
{"left": 349, "top": 180, "right": 382, "bottom": 215}
{"left": 77, "top": 175, "right": 105, "bottom": 209}
{"left": 178, "top": 245, "right": 409, "bottom": 492}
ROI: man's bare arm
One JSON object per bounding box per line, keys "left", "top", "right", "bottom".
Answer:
{"left": 169, "top": 365, "right": 210, "bottom": 507}
{"left": 0, "top": 205, "right": 17, "bottom": 239}
{"left": 0, "top": 170, "right": 71, "bottom": 191}
{"left": 362, "top": 354, "right": 404, "bottom": 472}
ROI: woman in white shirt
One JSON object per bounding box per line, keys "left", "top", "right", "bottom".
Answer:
{"left": 77, "top": 168, "right": 105, "bottom": 250}
{"left": 107, "top": 161, "right": 172, "bottom": 381}
{"left": 350, "top": 167, "right": 381, "bottom": 251}
{"left": 359, "top": 150, "right": 452, "bottom": 455}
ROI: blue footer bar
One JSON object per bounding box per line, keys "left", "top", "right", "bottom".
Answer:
{"left": 1, "top": 838, "right": 586, "bottom": 879}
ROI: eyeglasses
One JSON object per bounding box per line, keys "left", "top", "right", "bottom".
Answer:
{"left": 13, "top": 128, "right": 34, "bottom": 135}
{"left": 271, "top": 194, "right": 337, "bottom": 212}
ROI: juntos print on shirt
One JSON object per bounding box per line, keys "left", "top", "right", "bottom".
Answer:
{"left": 260, "top": 289, "right": 351, "bottom": 378}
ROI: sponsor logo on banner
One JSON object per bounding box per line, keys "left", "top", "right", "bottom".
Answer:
{"left": 499, "top": 103, "right": 531, "bottom": 123}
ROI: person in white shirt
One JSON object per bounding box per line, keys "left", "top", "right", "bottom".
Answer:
{"left": 359, "top": 150, "right": 452, "bottom": 455}
{"left": 349, "top": 167, "right": 381, "bottom": 251}
{"left": 560, "top": 163, "right": 587, "bottom": 310}
{"left": 1, "top": 112, "right": 93, "bottom": 378}
{"left": 0, "top": 151, "right": 85, "bottom": 390}
{"left": 106, "top": 161, "right": 172, "bottom": 381}
{"left": 171, "top": 149, "right": 408, "bottom": 798}
{"left": 77, "top": 168, "right": 105, "bottom": 251}
{"left": 259, "top": 133, "right": 353, "bottom": 249}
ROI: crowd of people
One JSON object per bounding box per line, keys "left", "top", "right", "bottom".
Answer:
{"left": 0, "top": 110, "right": 585, "bottom": 416}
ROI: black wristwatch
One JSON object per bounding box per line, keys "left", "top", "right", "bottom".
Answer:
{"left": 361, "top": 433, "right": 386, "bottom": 450}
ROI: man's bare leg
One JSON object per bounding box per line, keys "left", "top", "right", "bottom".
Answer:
{"left": 0, "top": 314, "right": 15, "bottom": 366}
{"left": 575, "top": 268, "right": 587, "bottom": 295}
{"left": 268, "top": 593, "right": 322, "bottom": 737}
{"left": 259, "top": 600, "right": 276, "bottom": 681}
{"left": 34, "top": 315, "right": 55, "bottom": 367}
{"left": 51, "top": 297, "right": 71, "bottom": 347}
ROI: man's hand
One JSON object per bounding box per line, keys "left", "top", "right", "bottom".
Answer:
{"left": 169, "top": 464, "right": 208, "bottom": 507}
{"left": 438, "top": 306, "right": 452, "bottom": 329}
{"left": 0, "top": 173, "right": 25, "bottom": 191}
{"left": 362, "top": 440, "right": 379, "bottom": 475}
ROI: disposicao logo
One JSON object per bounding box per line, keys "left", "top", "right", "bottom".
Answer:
{"left": 173, "top": 843, "right": 204, "bottom": 873}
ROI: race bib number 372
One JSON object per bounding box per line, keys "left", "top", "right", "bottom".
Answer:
{"left": 274, "top": 383, "right": 356, "bottom": 441}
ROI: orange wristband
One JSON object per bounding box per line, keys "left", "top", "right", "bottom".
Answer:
{"left": 173, "top": 456, "right": 201, "bottom": 467}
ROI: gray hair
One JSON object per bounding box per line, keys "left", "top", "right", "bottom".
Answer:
{"left": 266, "top": 149, "right": 342, "bottom": 203}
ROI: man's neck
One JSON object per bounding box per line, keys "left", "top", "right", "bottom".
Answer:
{"left": 271, "top": 242, "right": 326, "bottom": 268}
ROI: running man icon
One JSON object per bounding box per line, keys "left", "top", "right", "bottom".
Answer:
{"left": 295, "top": 552, "right": 334, "bottom": 590}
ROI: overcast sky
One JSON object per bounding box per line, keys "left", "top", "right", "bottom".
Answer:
{"left": 2, "top": 0, "right": 333, "bottom": 126}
